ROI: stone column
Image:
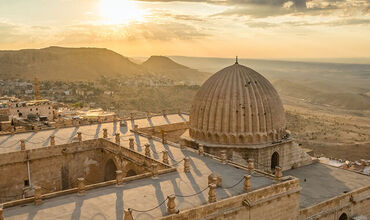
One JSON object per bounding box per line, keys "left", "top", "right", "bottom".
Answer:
{"left": 162, "top": 151, "right": 169, "bottom": 164}
{"left": 77, "top": 132, "right": 82, "bottom": 142}
{"left": 34, "top": 186, "right": 42, "bottom": 205}
{"left": 178, "top": 109, "right": 182, "bottom": 115}
{"left": 208, "top": 173, "right": 221, "bottom": 187}
{"left": 20, "top": 139, "right": 26, "bottom": 151}
{"left": 275, "top": 166, "right": 282, "bottom": 179}
{"left": 167, "top": 195, "right": 176, "bottom": 214}
{"left": 162, "top": 110, "right": 167, "bottom": 117}
{"left": 184, "top": 157, "right": 190, "bottom": 173}
{"left": 129, "top": 138, "right": 135, "bottom": 150}
{"left": 208, "top": 184, "right": 216, "bottom": 203}
{"left": 103, "top": 128, "right": 108, "bottom": 138}
{"left": 115, "top": 133, "right": 120, "bottom": 144}
{"left": 198, "top": 144, "right": 204, "bottom": 156}
{"left": 124, "top": 209, "right": 134, "bottom": 220}
{"left": 220, "top": 151, "right": 227, "bottom": 164}
{"left": 130, "top": 112, "right": 135, "bottom": 120}
{"left": 152, "top": 163, "right": 158, "bottom": 179}
{"left": 77, "top": 178, "right": 85, "bottom": 195}
{"left": 161, "top": 130, "right": 166, "bottom": 144}
{"left": 247, "top": 158, "right": 254, "bottom": 173}
{"left": 0, "top": 204, "right": 3, "bottom": 220}
{"left": 48, "top": 135, "right": 55, "bottom": 146}
{"left": 244, "top": 175, "right": 251, "bottom": 192}
{"left": 145, "top": 144, "right": 151, "bottom": 157}
{"left": 116, "top": 170, "right": 123, "bottom": 185}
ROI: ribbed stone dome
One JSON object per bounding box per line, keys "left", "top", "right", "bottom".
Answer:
{"left": 189, "top": 63, "right": 286, "bottom": 145}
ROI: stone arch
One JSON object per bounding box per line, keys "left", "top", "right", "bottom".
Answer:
{"left": 255, "top": 134, "right": 261, "bottom": 143}
{"left": 201, "top": 131, "right": 206, "bottom": 140}
{"left": 221, "top": 134, "right": 228, "bottom": 144}
{"left": 268, "top": 132, "right": 274, "bottom": 141}
{"left": 104, "top": 158, "right": 117, "bottom": 181}
{"left": 238, "top": 134, "right": 245, "bottom": 144}
{"left": 207, "top": 132, "right": 212, "bottom": 142}
{"left": 126, "top": 169, "right": 137, "bottom": 177}
{"left": 230, "top": 135, "right": 236, "bottom": 144}
{"left": 214, "top": 133, "right": 220, "bottom": 143}
{"left": 339, "top": 213, "right": 348, "bottom": 220}
{"left": 247, "top": 134, "right": 253, "bottom": 144}
{"left": 262, "top": 134, "right": 268, "bottom": 142}
{"left": 271, "top": 152, "right": 279, "bottom": 171}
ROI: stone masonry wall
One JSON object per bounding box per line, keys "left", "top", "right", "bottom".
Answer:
{"left": 160, "top": 178, "right": 301, "bottom": 220}
{"left": 299, "top": 185, "right": 370, "bottom": 220}
{"left": 202, "top": 140, "right": 311, "bottom": 172}
{"left": 0, "top": 138, "right": 169, "bottom": 203}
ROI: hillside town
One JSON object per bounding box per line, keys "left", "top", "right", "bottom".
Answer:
{"left": 0, "top": 78, "right": 118, "bottom": 134}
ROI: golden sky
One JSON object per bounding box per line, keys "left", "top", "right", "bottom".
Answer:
{"left": 0, "top": 0, "right": 369, "bottom": 58}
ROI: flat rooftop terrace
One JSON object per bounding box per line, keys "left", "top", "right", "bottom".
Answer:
{"left": 0, "top": 114, "right": 188, "bottom": 153}
{"left": 284, "top": 162, "right": 370, "bottom": 208}
{"left": 1, "top": 114, "right": 277, "bottom": 219}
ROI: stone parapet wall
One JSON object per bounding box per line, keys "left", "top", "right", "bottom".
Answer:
{"left": 160, "top": 178, "right": 301, "bottom": 220}
{"left": 299, "top": 185, "right": 370, "bottom": 220}
{"left": 0, "top": 138, "right": 171, "bottom": 203}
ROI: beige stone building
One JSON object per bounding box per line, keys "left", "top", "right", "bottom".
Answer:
{"left": 0, "top": 63, "right": 369, "bottom": 220}
{"left": 6, "top": 99, "right": 55, "bottom": 121}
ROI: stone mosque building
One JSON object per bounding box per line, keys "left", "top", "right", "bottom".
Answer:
{"left": 0, "top": 61, "right": 369, "bottom": 220}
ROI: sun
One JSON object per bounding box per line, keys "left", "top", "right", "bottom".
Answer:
{"left": 99, "top": 0, "right": 144, "bottom": 24}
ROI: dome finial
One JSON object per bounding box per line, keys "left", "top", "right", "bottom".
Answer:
{"left": 235, "top": 56, "right": 238, "bottom": 64}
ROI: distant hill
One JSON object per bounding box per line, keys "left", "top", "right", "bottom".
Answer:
{"left": 142, "top": 56, "right": 209, "bottom": 83}
{"left": 0, "top": 46, "right": 146, "bottom": 81}
{"left": 0, "top": 47, "right": 209, "bottom": 83}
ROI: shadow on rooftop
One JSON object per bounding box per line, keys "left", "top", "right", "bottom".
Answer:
{"left": 164, "top": 116, "right": 171, "bottom": 124}
{"left": 112, "top": 122, "right": 117, "bottom": 136}
{"left": 134, "top": 133, "right": 142, "bottom": 152}
{"left": 71, "top": 196, "right": 84, "bottom": 220}
{"left": 119, "top": 124, "right": 128, "bottom": 134}
{"left": 149, "top": 139, "right": 160, "bottom": 160}
{"left": 283, "top": 162, "right": 369, "bottom": 208}
{"left": 116, "top": 188, "right": 124, "bottom": 220}
{"left": 147, "top": 118, "right": 153, "bottom": 127}
{"left": 68, "top": 127, "right": 79, "bottom": 143}
{"left": 179, "top": 114, "right": 187, "bottom": 122}
{"left": 94, "top": 123, "right": 101, "bottom": 139}
{"left": 0, "top": 135, "right": 13, "bottom": 145}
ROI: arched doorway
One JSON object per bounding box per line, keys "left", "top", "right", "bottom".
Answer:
{"left": 339, "top": 213, "right": 348, "bottom": 220}
{"left": 104, "top": 159, "right": 117, "bottom": 181}
{"left": 271, "top": 152, "right": 279, "bottom": 171}
{"left": 126, "top": 169, "right": 137, "bottom": 177}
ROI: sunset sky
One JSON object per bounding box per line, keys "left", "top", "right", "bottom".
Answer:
{"left": 0, "top": 0, "right": 369, "bottom": 59}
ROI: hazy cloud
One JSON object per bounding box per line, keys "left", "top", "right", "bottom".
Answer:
{"left": 139, "top": 0, "right": 370, "bottom": 18}
{"left": 58, "top": 21, "right": 209, "bottom": 44}
{"left": 245, "top": 17, "right": 370, "bottom": 28}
